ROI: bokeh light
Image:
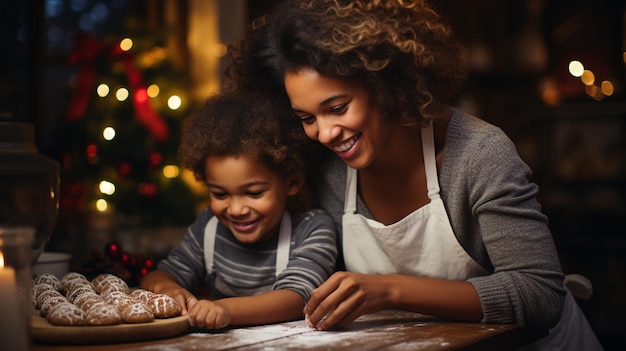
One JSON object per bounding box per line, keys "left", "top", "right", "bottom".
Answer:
{"left": 97, "top": 83, "right": 110, "bottom": 97}
{"left": 147, "top": 84, "right": 160, "bottom": 98}
{"left": 120, "top": 38, "right": 133, "bottom": 51}
{"left": 102, "top": 126, "right": 116, "bottom": 141}
{"left": 163, "top": 165, "right": 180, "bottom": 179}
{"left": 86, "top": 144, "right": 97, "bottom": 157}
{"left": 580, "top": 70, "right": 595, "bottom": 85}
{"left": 116, "top": 87, "right": 129, "bottom": 101}
{"left": 167, "top": 95, "right": 182, "bottom": 110}
{"left": 96, "top": 199, "right": 108, "bottom": 212}
{"left": 99, "top": 180, "right": 116, "bottom": 195}
{"left": 568, "top": 60, "right": 584, "bottom": 77}
{"left": 601, "top": 81, "right": 614, "bottom": 96}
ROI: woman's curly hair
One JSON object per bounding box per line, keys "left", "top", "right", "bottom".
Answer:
{"left": 226, "top": 0, "right": 468, "bottom": 126}
{"left": 179, "top": 91, "right": 311, "bottom": 182}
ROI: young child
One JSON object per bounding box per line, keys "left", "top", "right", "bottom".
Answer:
{"left": 140, "top": 92, "right": 338, "bottom": 329}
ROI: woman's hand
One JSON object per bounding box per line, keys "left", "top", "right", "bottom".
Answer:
{"left": 187, "top": 300, "right": 232, "bottom": 329}
{"left": 303, "top": 271, "right": 393, "bottom": 331}
{"left": 304, "top": 272, "right": 484, "bottom": 331}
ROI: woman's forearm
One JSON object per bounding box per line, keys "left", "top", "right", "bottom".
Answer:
{"left": 385, "top": 274, "right": 483, "bottom": 321}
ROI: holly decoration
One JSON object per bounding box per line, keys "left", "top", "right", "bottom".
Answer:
{"left": 73, "top": 241, "right": 155, "bottom": 287}
{"left": 106, "top": 241, "right": 155, "bottom": 286}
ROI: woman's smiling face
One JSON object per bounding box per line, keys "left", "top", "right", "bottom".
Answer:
{"left": 285, "top": 67, "right": 391, "bottom": 170}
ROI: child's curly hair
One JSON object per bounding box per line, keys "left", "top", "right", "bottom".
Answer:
{"left": 226, "top": 0, "right": 467, "bottom": 126}
{"left": 179, "top": 92, "right": 311, "bottom": 182}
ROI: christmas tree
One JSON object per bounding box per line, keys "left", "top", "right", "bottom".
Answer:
{"left": 58, "top": 24, "right": 200, "bottom": 230}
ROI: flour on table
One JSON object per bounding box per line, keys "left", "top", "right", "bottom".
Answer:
{"left": 119, "top": 311, "right": 434, "bottom": 351}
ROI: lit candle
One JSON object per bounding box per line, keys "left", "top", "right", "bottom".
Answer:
{"left": 0, "top": 252, "right": 29, "bottom": 351}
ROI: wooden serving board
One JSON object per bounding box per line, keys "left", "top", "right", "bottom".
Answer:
{"left": 32, "top": 314, "right": 189, "bottom": 345}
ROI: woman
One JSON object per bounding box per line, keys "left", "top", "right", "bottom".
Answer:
{"left": 226, "top": 0, "right": 602, "bottom": 349}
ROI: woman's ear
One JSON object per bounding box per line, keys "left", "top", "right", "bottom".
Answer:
{"left": 286, "top": 172, "right": 305, "bottom": 196}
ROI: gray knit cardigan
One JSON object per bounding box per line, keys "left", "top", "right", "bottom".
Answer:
{"left": 308, "top": 108, "right": 565, "bottom": 330}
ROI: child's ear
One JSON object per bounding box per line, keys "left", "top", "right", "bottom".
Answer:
{"left": 286, "top": 172, "right": 305, "bottom": 196}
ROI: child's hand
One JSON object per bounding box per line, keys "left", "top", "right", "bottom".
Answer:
{"left": 156, "top": 285, "right": 198, "bottom": 316}
{"left": 187, "top": 299, "right": 232, "bottom": 329}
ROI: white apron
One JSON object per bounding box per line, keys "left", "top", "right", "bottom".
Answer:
{"left": 518, "top": 290, "right": 603, "bottom": 351}
{"left": 342, "top": 123, "right": 603, "bottom": 351}
{"left": 203, "top": 211, "right": 292, "bottom": 277}
{"left": 342, "top": 122, "right": 487, "bottom": 279}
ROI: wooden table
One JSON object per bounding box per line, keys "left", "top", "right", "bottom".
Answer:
{"left": 32, "top": 310, "right": 545, "bottom": 351}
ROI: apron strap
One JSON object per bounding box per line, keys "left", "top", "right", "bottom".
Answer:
{"left": 204, "top": 211, "right": 292, "bottom": 278}
{"left": 203, "top": 216, "right": 219, "bottom": 274}
{"left": 344, "top": 167, "right": 358, "bottom": 214}
{"left": 421, "top": 122, "right": 441, "bottom": 200}
{"left": 275, "top": 211, "right": 291, "bottom": 277}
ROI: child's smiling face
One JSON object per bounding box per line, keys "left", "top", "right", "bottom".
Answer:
{"left": 204, "top": 155, "right": 302, "bottom": 244}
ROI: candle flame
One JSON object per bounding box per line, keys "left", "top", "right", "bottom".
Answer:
{"left": 0, "top": 252, "right": 4, "bottom": 267}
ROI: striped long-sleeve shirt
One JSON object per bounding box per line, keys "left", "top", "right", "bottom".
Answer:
{"left": 157, "top": 207, "right": 337, "bottom": 303}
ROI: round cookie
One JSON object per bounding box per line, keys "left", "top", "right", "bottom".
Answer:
{"left": 60, "top": 272, "right": 89, "bottom": 292}
{"left": 47, "top": 302, "right": 85, "bottom": 326}
{"left": 92, "top": 274, "right": 126, "bottom": 293}
{"left": 34, "top": 274, "right": 61, "bottom": 291}
{"left": 85, "top": 302, "right": 121, "bottom": 326}
{"left": 101, "top": 290, "right": 130, "bottom": 306}
{"left": 73, "top": 291, "right": 105, "bottom": 312}
{"left": 66, "top": 284, "right": 96, "bottom": 303}
{"left": 39, "top": 295, "right": 68, "bottom": 317}
{"left": 130, "top": 289, "right": 157, "bottom": 305}
{"left": 92, "top": 273, "right": 116, "bottom": 288}
{"left": 100, "top": 281, "right": 130, "bottom": 295}
{"left": 63, "top": 279, "right": 94, "bottom": 295}
{"left": 32, "top": 283, "right": 57, "bottom": 308}
{"left": 60, "top": 272, "right": 88, "bottom": 282}
{"left": 145, "top": 294, "right": 182, "bottom": 318}
{"left": 118, "top": 302, "right": 154, "bottom": 324}
{"left": 114, "top": 296, "right": 138, "bottom": 315}
{"left": 36, "top": 289, "right": 64, "bottom": 310}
